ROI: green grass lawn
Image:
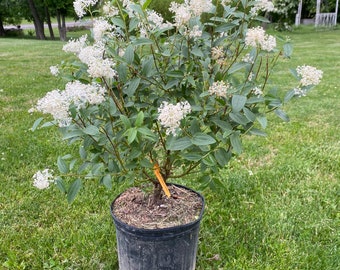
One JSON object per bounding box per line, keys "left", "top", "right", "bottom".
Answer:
{"left": 1, "top": 26, "right": 339, "bottom": 269}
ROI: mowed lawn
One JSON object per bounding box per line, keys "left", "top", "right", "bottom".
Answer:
{"left": 0, "top": 26, "right": 339, "bottom": 269}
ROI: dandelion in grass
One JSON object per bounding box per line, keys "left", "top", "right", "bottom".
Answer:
{"left": 158, "top": 101, "right": 191, "bottom": 136}
{"left": 296, "top": 65, "right": 323, "bottom": 86}
{"left": 33, "top": 169, "right": 54, "bottom": 189}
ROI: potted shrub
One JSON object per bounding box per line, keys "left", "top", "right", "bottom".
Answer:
{"left": 30, "top": 0, "right": 322, "bottom": 269}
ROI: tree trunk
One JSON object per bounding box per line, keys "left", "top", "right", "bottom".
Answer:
{"left": 56, "top": 10, "right": 67, "bottom": 41}
{"left": 27, "top": 0, "right": 46, "bottom": 40}
{"left": 0, "top": 18, "right": 5, "bottom": 37}
{"left": 45, "top": 5, "right": 55, "bottom": 40}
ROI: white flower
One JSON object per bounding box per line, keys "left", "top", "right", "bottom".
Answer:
{"left": 33, "top": 169, "right": 54, "bottom": 189}
{"left": 253, "top": 87, "right": 263, "bottom": 96}
{"left": 93, "top": 18, "right": 113, "bottom": 42}
{"left": 245, "top": 26, "right": 276, "bottom": 52}
{"left": 87, "top": 58, "right": 117, "bottom": 78}
{"left": 78, "top": 44, "right": 104, "bottom": 65}
{"left": 260, "top": 34, "right": 276, "bottom": 52}
{"left": 208, "top": 81, "right": 231, "bottom": 97}
{"left": 293, "top": 87, "right": 306, "bottom": 97}
{"left": 158, "top": 101, "right": 191, "bottom": 136}
{"left": 102, "top": 2, "right": 119, "bottom": 17}
{"left": 188, "top": 0, "right": 213, "bottom": 17}
{"left": 296, "top": 65, "right": 323, "bottom": 86}
{"left": 50, "top": 65, "right": 59, "bottom": 76}
{"left": 211, "top": 46, "right": 224, "bottom": 60}
{"left": 169, "top": 0, "right": 213, "bottom": 27}
{"left": 250, "top": 0, "right": 275, "bottom": 16}
{"left": 62, "top": 34, "right": 88, "bottom": 55}
{"left": 64, "top": 81, "right": 107, "bottom": 109}
{"left": 73, "top": 0, "right": 98, "bottom": 18}
{"left": 242, "top": 53, "right": 254, "bottom": 64}
{"left": 188, "top": 25, "right": 202, "bottom": 38}
{"left": 35, "top": 89, "right": 71, "bottom": 126}
{"left": 169, "top": 2, "right": 192, "bottom": 27}
{"left": 33, "top": 81, "right": 106, "bottom": 127}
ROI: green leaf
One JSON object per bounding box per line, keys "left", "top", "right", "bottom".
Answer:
{"left": 166, "top": 70, "right": 184, "bottom": 78}
{"left": 55, "top": 177, "right": 66, "bottom": 194}
{"left": 135, "top": 111, "right": 144, "bottom": 127}
{"left": 124, "top": 77, "right": 140, "bottom": 96}
{"left": 120, "top": 115, "right": 131, "bottom": 129}
{"left": 124, "top": 45, "right": 134, "bottom": 64}
{"left": 192, "top": 133, "right": 216, "bottom": 146}
{"left": 228, "top": 62, "right": 248, "bottom": 74}
{"left": 256, "top": 115, "right": 267, "bottom": 129}
{"left": 230, "top": 132, "right": 242, "bottom": 154}
{"left": 142, "top": 0, "right": 152, "bottom": 9}
{"left": 102, "top": 174, "right": 112, "bottom": 189}
{"left": 31, "top": 117, "right": 44, "bottom": 131}
{"left": 83, "top": 125, "right": 100, "bottom": 136}
{"left": 181, "top": 153, "right": 202, "bottom": 161}
{"left": 132, "top": 38, "right": 153, "bottom": 46}
{"left": 215, "top": 23, "right": 235, "bottom": 33}
{"left": 211, "top": 119, "right": 232, "bottom": 132}
{"left": 284, "top": 90, "right": 296, "bottom": 103}
{"left": 243, "top": 107, "right": 256, "bottom": 122}
{"left": 249, "top": 128, "right": 267, "bottom": 137}
{"left": 79, "top": 146, "right": 87, "bottom": 159}
{"left": 62, "top": 130, "right": 84, "bottom": 140}
{"left": 283, "top": 43, "right": 293, "bottom": 58}
{"left": 275, "top": 109, "right": 290, "bottom": 122}
{"left": 230, "top": 112, "right": 249, "bottom": 125}
{"left": 137, "top": 127, "right": 157, "bottom": 141}
{"left": 140, "top": 158, "right": 153, "bottom": 168}
{"left": 191, "top": 47, "right": 204, "bottom": 57}
{"left": 67, "top": 179, "right": 82, "bottom": 204}
{"left": 126, "top": 128, "right": 138, "bottom": 144}
{"left": 111, "top": 17, "right": 125, "bottom": 29}
{"left": 167, "top": 137, "right": 193, "bottom": 151}
{"left": 214, "top": 148, "right": 231, "bottom": 167}
{"left": 57, "top": 156, "right": 69, "bottom": 174}
{"left": 232, "top": 95, "right": 247, "bottom": 112}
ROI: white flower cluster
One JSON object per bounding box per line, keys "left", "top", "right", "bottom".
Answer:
{"left": 242, "top": 53, "right": 255, "bottom": 64}
{"left": 245, "top": 26, "right": 276, "bottom": 52}
{"left": 64, "top": 35, "right": 117, "bottom": 79}
{"left": 208, "top": 81, "right": 231, "bottom": 97}
{"left": 50, "top": 65, "right": 59, "bottom": 76}
{"left": 296, "top": 65, "right": 323, "bottom": 86}
{"left": 73, "top": 0, "right": 98, "bottom": 18}
{"left": 62, "top": 34, "right": 88, "bottom": 55}
{"left": 169, "top": 0, "right": 213, "bottom": 27}
{"left": 250, "top": 0, "right": 276, "bottom": 16}
{"left": 188, "top": 25, "right": 202, "bottom": 38}
{"left": 33, "top": 169, "right": 54, "bottom": 189}
{"left": 253, "top": 87, "right": 263, "bottom": 96}
{"left": 33, "top": 81, "right": 106, "bottom": 127}
{"left": 158, "top": 101, "right": 192, "bottom": 136}
{"left": 102, "top": 1, "right": 119, "bottom": 17}
{"left": 93, "top": 18, "right": 113, "bottom": 42}
{"left": 139, "top": 10, "right": 172, "bottom": 37}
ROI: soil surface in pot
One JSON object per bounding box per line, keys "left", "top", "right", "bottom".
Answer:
{"left": 112, "top": 185, "right": 203, "bottom": 229}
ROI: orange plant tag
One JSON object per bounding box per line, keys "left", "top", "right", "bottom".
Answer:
{"left": 153, "top": 163, "right": 171, "bottom": 198}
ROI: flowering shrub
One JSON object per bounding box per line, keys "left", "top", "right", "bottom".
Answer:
{"left": 30, "top": 0, "right": 322, "bottom": 203}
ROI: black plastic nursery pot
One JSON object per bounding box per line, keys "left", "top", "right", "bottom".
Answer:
{"left": 110, "top": 185, "right": 205, "bottom": 270}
